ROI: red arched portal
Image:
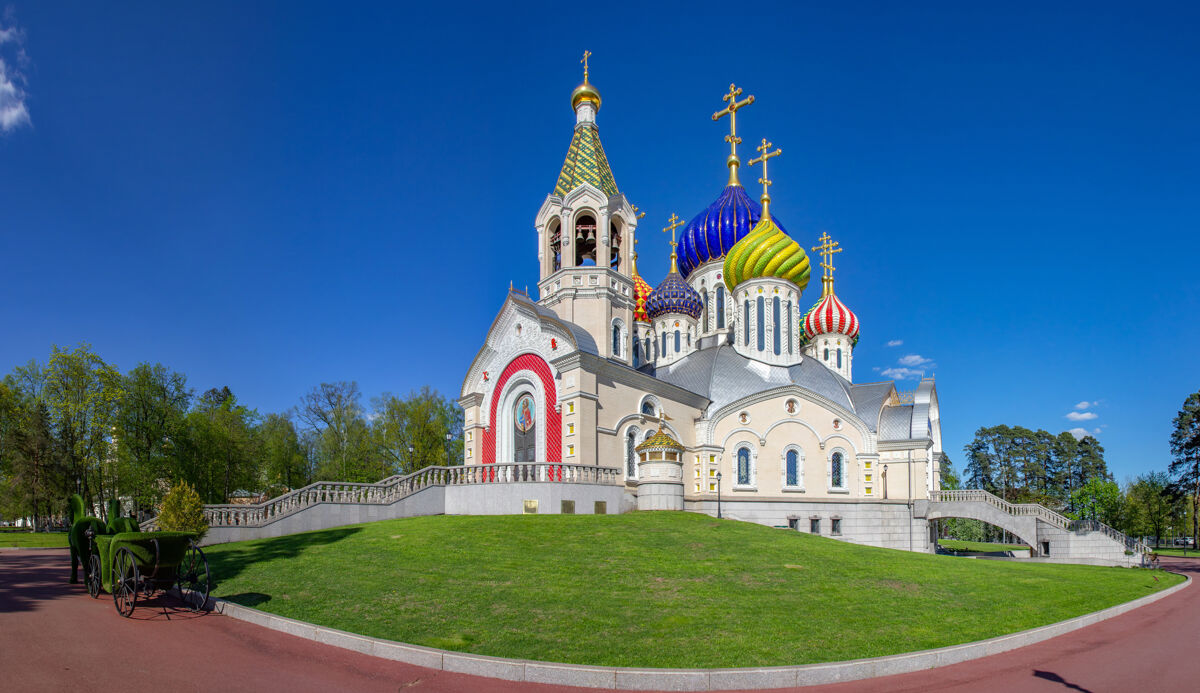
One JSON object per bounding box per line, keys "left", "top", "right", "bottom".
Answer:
{"left": 481, "top": 353, "right": 561, "bottom": 465}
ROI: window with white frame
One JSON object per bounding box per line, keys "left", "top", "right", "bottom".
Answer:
{"left": 783, "top": 446, "right": 803, "bottom": 488}
{"left": 624, "top": 427, "right": 640, "bottom": 480}
{"left": 611, "top": 318, "right": 625, "bottom": 359}
{"left": 830, "top": 450, "right": 846, "bottom": 489}
{"left": 734, "top": 444, "right": 756, "bottom": 487}
{"left": 639, "top": 396, "right": 659, "bottom": 417}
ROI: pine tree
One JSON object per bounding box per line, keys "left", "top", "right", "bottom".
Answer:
{"left": 1169, "top": 391, "right": 1200, "bottom": 547}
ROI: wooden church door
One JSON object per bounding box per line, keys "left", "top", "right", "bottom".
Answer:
{"left": 514, "top": 394, "right": 537, "bottom": 462}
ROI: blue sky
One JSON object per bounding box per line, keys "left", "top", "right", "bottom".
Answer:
{"left": 1, "top": 2, "right": 1197, "bottom": 481}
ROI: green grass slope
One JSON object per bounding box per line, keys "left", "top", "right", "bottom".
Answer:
{"left": 205, "top": 512, "right": 1181, "bottom": 668}
{"left": 0, "top": 531, "right": 70, "bottom": 548}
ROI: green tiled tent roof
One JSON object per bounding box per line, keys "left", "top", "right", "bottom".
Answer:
{"left": 553, "top": 123, "right": 619, "bottom": 197}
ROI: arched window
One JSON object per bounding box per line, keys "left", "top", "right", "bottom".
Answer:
{"left": 717, "top": 286, "right": 726, "bottom": 328}
{"left": 687, "top": 331, "right": 692, "bottom": 347}
{"left": 772, "top": 296, "right": 781, "bottom": 355}
{"left": 756, "top": 297, "right": 765, "bottom": 351}
{"left": 737, "top": 447, "right": 752, "bottom": 486}
{"left": 831, "top": 452, "right": 844, "bottom": 488}
{"left": 743, "top": 300, "right": 750, "bottom": 345}
{"left": 661, "top": 332, "right": 667, "bottom": 356}
{"left": 575, "top": 214, "right": 597, "bottom": 266}
{"left": 700, "top": 282, "right": 708, "bottom": 329}
{"left": 674, "top": 329, "right": 681, "bottom": 353}
{"left": 824, "top": 347, "right": 829, "bottom": 361}
{"left": 625, "top": 428, "right": 639, "bottom": 479}
{"left": 549, "top": 220, "right": 562, "bottom": 272}
{"left": 612, "top": 323, "right": 622, "bottom": 357}
{"left": 785, "top": 449, "right": 800, "bottom": 487}
{"left": 632, "top": 339, "right": 641, "bottom": 368}
{"left": 609, "top": 222, "right": 621, "bottom": 270}
{"left": 644, "top": 336, "right": 651, "bottom": 361}
{"left": 837, "top": 348, "right": 842, "bottom": 368}
{"left": 641, "top": 399, "right": 657, "bottom": 416}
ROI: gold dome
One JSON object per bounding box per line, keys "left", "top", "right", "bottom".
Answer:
{"left": 571, "top": 80, "right": 601, "bottom": 111}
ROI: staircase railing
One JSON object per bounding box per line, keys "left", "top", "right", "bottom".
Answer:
{"left": 929, "top": 489, "right": 1148, "bottom": 554}
{"left": 141, "top": 463, "right": 619, "bottom": 531}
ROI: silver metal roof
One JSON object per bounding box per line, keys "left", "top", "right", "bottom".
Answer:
{"left": 878, "top": 405, "right": 915, "bottom": 440}
{"left": 849, "top": 382, "right": 894, "bottom": 433}
{"left": 652, "top": 345, "right": 855, "bottom": 415}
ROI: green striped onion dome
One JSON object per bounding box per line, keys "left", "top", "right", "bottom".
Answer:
{"left": 722, "top": 215, "right": 811, "bottom": 292}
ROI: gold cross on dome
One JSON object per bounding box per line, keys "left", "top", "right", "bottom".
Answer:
{"left": 812, "top": 231, "right": 843, "bottom": 295}
{"left": 712, "top": 83, "right": 755, "bottom": 186}
{"left": 581, "top": 50, "right": 592, "bottom": 81}
{"left": 663, "top": 212, "right": 686, "bottom": 273}
{"left": 749, "top": 138, "right": 782, "bottom": 213}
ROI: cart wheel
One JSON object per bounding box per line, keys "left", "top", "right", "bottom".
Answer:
{"left": 86, "top": 553, "right": 102, "bottom": 599}
{"left": 113, "top": 547, "right": 138, "bottom": 617}
{"left": 176, "top": 540, "right": 210, "bottom": 612}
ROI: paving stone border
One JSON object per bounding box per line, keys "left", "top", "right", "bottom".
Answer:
{"left": 207, "top": 572, "right": 1190, "bottom": 691}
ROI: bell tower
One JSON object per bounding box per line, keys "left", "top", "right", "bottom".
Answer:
{"left": 534, "top": 53, "right": 640, "bottom": 363}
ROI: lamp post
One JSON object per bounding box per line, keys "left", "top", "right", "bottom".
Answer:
{"left": 445, "top": 433, "right": 453, "bottom": 466}
{"left": 407, "top": 445, "right": 414, "bottom": 474}
{"left": 716, "top": 471, "right": 723, "bottom": 519}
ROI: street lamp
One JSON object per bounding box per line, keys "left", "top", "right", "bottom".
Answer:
{"left": 716, "top": 471, "right": 723, "bottom": 519}
{"left": 445, "top": 433, "right": 453, "bottom": 466}
{"left": 407, "top": 445, "right": 414, "bottom": 474}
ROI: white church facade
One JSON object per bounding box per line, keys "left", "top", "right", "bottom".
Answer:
{"left": 458, "top": 60, "right": 943, "bottom": 552}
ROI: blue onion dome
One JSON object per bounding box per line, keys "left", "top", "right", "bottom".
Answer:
{"left": 676, "top": 185, "right": 788, "bottom": 280}
{"left": 646, "top": 252, "right": 703, "bottom": 320}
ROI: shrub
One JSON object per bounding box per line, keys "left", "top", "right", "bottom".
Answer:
{"left": 158, "top": 481, "right": 208, "bottom": 539}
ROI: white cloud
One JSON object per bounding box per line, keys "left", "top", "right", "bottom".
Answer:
{"left": 881, "top": 367, "right": 925, "bottom": 381}
{"left": 886, "top": 340, "right": 903, "bottom": 347}
{"left": 1066, "top": 411, "right": 1098, "bottom": 421}
{"left": 0, "top": 14, "right": 30, "bottom": 134}
{"left": 1068, "top": 427, "right": 1103, "bottom": 440}
{"left": 1074, "top": 400, "right": 1097, "bottom": 410}
{"left": 898, "top": 354, "right": 933, "bottom": 367}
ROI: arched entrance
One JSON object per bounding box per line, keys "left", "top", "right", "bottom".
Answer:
{"left": 514, "top": 393, "right": 537, "bottom": 462}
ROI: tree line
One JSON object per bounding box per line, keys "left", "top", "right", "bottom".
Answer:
{"left": 0, "top": 343, "right": 463, "bottom": 528}
{"left": 942, "top": 391, "right": 1200, "bottom": 547}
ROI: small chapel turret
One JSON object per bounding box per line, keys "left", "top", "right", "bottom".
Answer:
{"left": 534, "top": 53, "right": 641, "bottom": 363}
{"left": 802, "top": 232, "right": 860, "bottom": 381}
{"left": 645, "top": 214, "right": 703, "bottom": 367}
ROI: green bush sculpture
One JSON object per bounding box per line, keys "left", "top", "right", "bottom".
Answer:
{"left": 67, "top": 493, "right": 107, "bottom": 584}
{"left": 158, "top": 480, "right": 208, "bottom": 539}
{"left": 104, "top": 498, "right": 141, "bottom": 535}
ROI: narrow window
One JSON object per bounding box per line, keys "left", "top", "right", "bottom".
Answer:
{"left": 786, "top": 301, "right": 792, "bottom": 354}
{"left": 687, "top": 331, "right": 692, "bottom": 347}
{"left": 717, "top": 286, "right": 726, "bottom": 328}
{"left": 831, "top": 518, "right": 842, "bottom": 535}
{"left": 632, "top": 340, "right": 641, "bottom": 368}
{"left": 831, "top": 452, "right": 844, "bottom": 488}
{"left": 674, "top": 329, "right": 681, "bottom": 353}
{"left": 644, "top": 337, "right": 651, "bottom": 361}
{"left": 662, "top": 332, "right": 667, "bottom": 355}
{"left": 612, "top": 324, "right": 621, "bottom": 357}
{"left": 756, "top": 297, "right": 765, "bottom": 351}
{"left": 837, "top": 348, "right": 842, "bottom": 368}
{"left": 625, "top": 431, "right": 637, "bottom": 478}
{"left": 737, "top": 447, "right": 751, "bottom": 485}
{"left": 810, "top": 518, "right": 820, "bottom": 534}
{"left": 824, "top": 347, "right": 829, "bottom": 361}
{"left": 743, "top": 301, "right": 750, "bottom": 345}
{"left": 772, "top": 297, "right": 781, "bottom": 355}
{"left": 700, "top": 284, "right": 708, "bottom": 330}
{"left": 786, "top": 449, "right": 799, "bottom": 487}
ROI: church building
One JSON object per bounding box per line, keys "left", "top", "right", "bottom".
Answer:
{"left": 459, "top": 56, "right": 943, "bottom": 552}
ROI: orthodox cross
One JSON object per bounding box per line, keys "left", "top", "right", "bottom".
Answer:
{"left": 712, "top": 83, "right": 755, "bottom": 186}
{"left": 631, "top": 203, "right": 646, "bottom": 220}
{"left": 812, "top": 231, "right": 842, "bottom": 296}
{"left": 663, "top": 212, "right": 686, "bottom": 273}
{"left": 581, "top": 50, "right": 592, "bottom": 81}
{"left": 748, "top": 138, "right": 782, "bottom": 215}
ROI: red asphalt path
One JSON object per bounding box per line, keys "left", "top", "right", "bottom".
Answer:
{"left": 2, "top": 548, "right": 1196, "bottom": 693}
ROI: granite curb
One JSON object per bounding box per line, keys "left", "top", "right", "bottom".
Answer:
{"left": 206, "top": 571, "right": 1190, "bottom": 691}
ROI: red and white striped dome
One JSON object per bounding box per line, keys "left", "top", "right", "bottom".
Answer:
{"left": 803, "top": 292, "right": 859, "bottom": 340}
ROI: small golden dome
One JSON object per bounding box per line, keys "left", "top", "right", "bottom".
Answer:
{"left": 571, "top": 80, "right": 601, "bottom": 111}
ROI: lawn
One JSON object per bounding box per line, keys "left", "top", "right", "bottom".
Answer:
{"left": 205, "top": 512, "right": 1182, "bottom": 668}
{"left": 1149, "top": 547, "right": 1200, "bottom": 558}
{"left": 939, "top": 539, "right": 1029, "bottom": 553}
{"left": 0, "top": 531, "right": 69, "bottom": 548}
